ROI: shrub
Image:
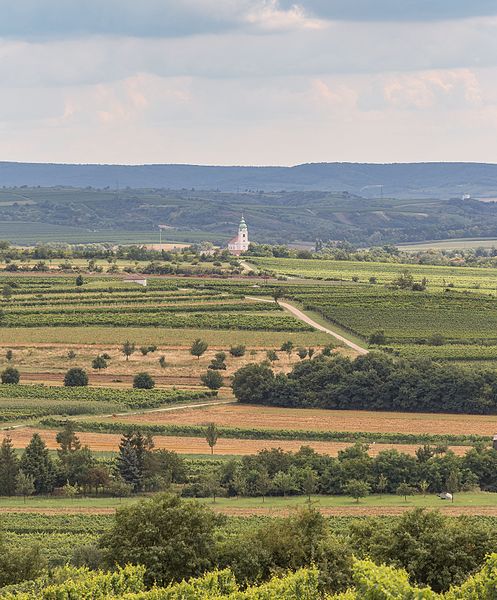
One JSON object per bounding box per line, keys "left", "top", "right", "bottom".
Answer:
{"left": 64, "top": 368, "right": 89, "bottom": 387}
{"left": 229, "top": 345, "right": 246, "bottom": 357}
{"left": 1, "top": 367, "right": 20, "bottom": 384}
{"left": 133, "top": 372, "right": 155, "bottom": 389}
{"left": 201, "top": 370, "right": 223, "bottom": 390}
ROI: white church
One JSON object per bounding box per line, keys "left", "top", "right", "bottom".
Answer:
{"left": 228, "top": 215, "right": 249, "bottom": 256}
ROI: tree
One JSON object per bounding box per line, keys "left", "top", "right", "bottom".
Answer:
{"left": 344, "top": 479, "right": 370, "bottom": 503}
{"left": 229, "top": 345, "right": 246, "bottom": 357}
{"left": 308, "top": 348, "right": 315, "bottom": 359}
{"left": 117, "top": 431, "right": 154, "bottom": 492}
{"left": 280, "top": 340, "right": 294, "bottom": 357}
{"left": 377, "top": 473, "right": 388, "bottom": 499}
{"left": 1, "top": 367, "right": 19, "bottom": 384}
{"left": 0, "top": 436, "right": 19, "bottom": 496}
{"left": 158, "top": 355, "right": 167, "bottom": 368}
{"left": 201, "top": 369, "right": 223, "bottom": 390}
{"left": 266, "top": 349, "right": 278, "bottom": 362}
{"left": 301, "top": 467, "right": 318, "bottom": 502}
{"left": 122, "top": 340, "right": 135, "bottom": 361}
{"left": 273, "top": 470, "right": 298, "bottom": 497}
{"left": 75, "top": 275, "right": 84, "bottom": 286}
{"left": 100, "top": 494, "right": 218, "bottom": 586}
{"left": 419, "top": 480, "right": 430, "bottom": 496}
{"left": 231, "top": 363, "right": 275, "bottom": 404}
{"left": 19, "top": 433, "right": 54, "bottom": 494}
{"left": 64, "top": 367, "right": 88, "bottom": 387}
{"left": 272, "top": 288, "right": 284, "bottom": 304}
{"left": 209, "top": 352, "right": 227, "bottom": 370}
{"left": 15, "top": 472, "right": 34, "bottom": 502}
{"left": 190, "top": 338, "right": 208, "bottom": 360}
{"left": 396, "top": 482, "right": 416, "bottom": 502}
{"left": 56, "top": 421, "right": 82, "bottom": 455}
{"left": 133, "top": 372, "right": 155, "bottom": 389}
{"left": 297, "top": 347, "right": 308, "bottom": 360}
{"left": 446, "top": 470, "right": 460, "bottom": 503}
{"left": 92, "top": 355, "right": 108, "bottom": 370}
{"left": 67, "top": 349, "right": 77, "bottom": 360}
{"left": 5, "top": 349, "right": 13, "bottom": 361}
{"left": 205, "top": 422, "right": 219, "bottom": 455}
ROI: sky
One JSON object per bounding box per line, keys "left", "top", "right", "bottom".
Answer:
{"left": 2, "top": 1, "right": 497, "bottom": 165}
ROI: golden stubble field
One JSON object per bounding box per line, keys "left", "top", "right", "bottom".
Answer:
{"left": 0, "top": 427, "right": 470, "bottom": 457}
{"left": 109, "top": 402, "right": 497, "bottom": 437}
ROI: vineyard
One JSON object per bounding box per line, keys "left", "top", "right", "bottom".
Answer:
{"left": 250, "top": 256, "right": 497, "bottom": 291}
{"left": 0, "top": 385, "right": 216, "bottom": 421}
{"left": 0, "top": 276, "right": 311, "bottom": 332}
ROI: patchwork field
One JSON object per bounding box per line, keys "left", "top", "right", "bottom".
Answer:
{"left": 108, "top": 403, "right": 497, "bottom": 437}
{"left": 0, "top": 427, "right": 471, "bottom": 456}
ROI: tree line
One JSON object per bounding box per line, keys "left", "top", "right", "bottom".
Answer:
{"left": 232, "top": 352, "right": 497, "bottom": 414}
{"left": 3, "top": 424, "right": 497, "bottom": 501}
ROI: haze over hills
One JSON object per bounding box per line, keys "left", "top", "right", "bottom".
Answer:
{"left": 3, "top": 161, "right": 497, "bottom": 199}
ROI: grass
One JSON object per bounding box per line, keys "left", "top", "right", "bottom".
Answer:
{"left": 0, "top": 492, "right": 495, "bottom": 513}
{"left": 0, "top": 326, "right": 330, "bottom": 346}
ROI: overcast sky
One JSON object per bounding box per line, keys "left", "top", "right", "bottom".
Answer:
{"left": 2, "top": 0, "right": 497, "bottom": 165}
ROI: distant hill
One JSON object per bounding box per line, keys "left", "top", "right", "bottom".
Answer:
{"left": 2, "top": 161, "right": 497, "bottom": 199}
{"left": 2, "top": 186, "right": 497, "bottom": 246}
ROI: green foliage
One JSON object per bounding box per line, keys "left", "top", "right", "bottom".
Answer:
{"left": 19, "top": 434, "right": 55, "bottom": 495}
{"left": 100, "top": 494, "right": 219, "bottom": 587}
{"left": 133, "top": 372, "right": 155, "bottom": 390}
{"left": 190, "top": 338, "right": 208, "bottom": 359}
{"left": 91, "top": 355, "right": 108, "bottom": 370}
{"left": 229, "top": 345, "right": 246, "bottom": 357}
{"left": 201, "top": 369, "right": 224, "bottom": 390}
{"left": 64, "top": 368, "right": 89, "bottom": 387}
{"left": 1, "top": 367, "right": 20, "bottom": 384}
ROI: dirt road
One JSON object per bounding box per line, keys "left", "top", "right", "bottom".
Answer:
{"left": 246, "top": 297, "right": 368, "bottom": 355}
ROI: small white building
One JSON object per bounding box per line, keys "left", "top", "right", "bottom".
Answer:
{"left": 124, "top": 274, "right": 147, "bottom": 287}
{"left": 228, "top": 215, "right": 249, "bottom": 256}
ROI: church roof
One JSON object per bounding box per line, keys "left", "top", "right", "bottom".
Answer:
{"left": 239, "top": 215, "right": 247, "bottom": 230}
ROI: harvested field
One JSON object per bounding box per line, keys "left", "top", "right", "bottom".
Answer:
{"left": 0, "top": 427, "right": 470, "bottom": 456}
{"left": 110, "top": 403, "right": 497, "bottom": 437}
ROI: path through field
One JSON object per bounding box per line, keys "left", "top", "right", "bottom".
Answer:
{"left": 246, "top": 296, "right": 368, "bottom": 355}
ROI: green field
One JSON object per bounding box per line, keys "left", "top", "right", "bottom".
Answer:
{"left": 399, "top": 238, "right": 497, "bottom": 250}
{"left": 250, "top": 257, "right": 497, "bottom": 291}
{"left": 0, "top": 221, "right": 223, "bottom": 245}
{"left": 0, "top": 491, "right": 493, "bottom": 512}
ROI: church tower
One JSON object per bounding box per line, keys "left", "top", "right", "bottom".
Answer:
{"left": 228, "top": 214, "right": 249, "bottom": 255}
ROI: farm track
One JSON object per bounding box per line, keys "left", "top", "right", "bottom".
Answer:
{"left": 246, "top": 297, "right": 368, "bottom": 355}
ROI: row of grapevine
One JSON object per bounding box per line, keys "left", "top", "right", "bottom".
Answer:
{"left": 39, "top": 417, "right": 491, "bottom": 447}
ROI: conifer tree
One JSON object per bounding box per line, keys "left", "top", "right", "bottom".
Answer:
{"left": 19, "top": 433, "right": 55, "bottom": 494}
{"left": 0, "top": 436, "right": 19, "bottom": 496}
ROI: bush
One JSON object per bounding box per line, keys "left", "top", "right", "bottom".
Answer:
{"left": 133, "top": 372, "right": 155, "bottom": 389}
{"left": 64, "top": 368, "right": 89, "bottom": 387}
{"left": 229, "top": 345, "right": 246, "bottom": 357}
{"left": 201, "top": 370, "right": 223, "bottom": 390}
{"left": 1, "top": 367, "right": 20, "bottom": 384}
{"left": 92, "top": 356, "right": 108, "bottom": 370}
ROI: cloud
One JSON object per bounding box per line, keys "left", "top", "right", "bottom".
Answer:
{"left": 0, "top": 0, "right": 322, "bottom": 39}
{"left": 292, "top": 0, "right": 497, "bottom": 22}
